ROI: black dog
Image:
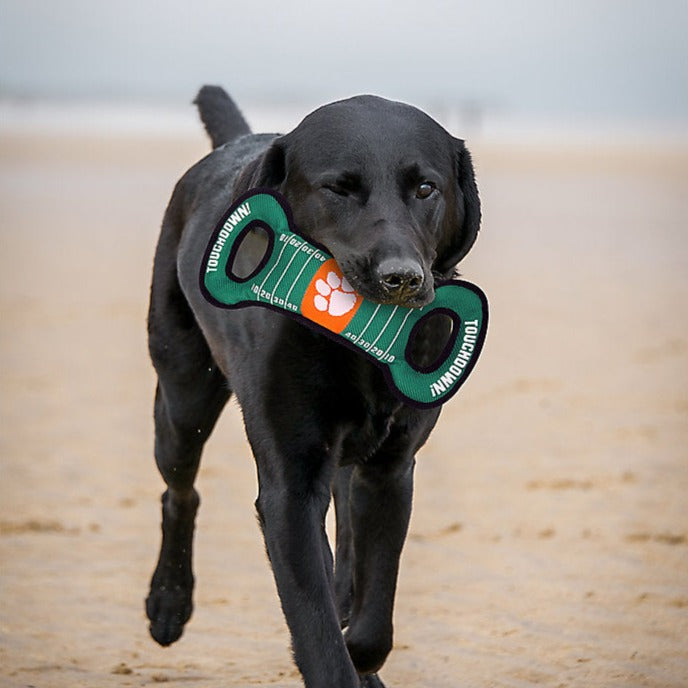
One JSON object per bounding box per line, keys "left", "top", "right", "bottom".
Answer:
{"left": 146, "top": 86, "right": 481, "bottom": 687}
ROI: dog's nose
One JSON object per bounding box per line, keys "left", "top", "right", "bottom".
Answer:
{"left": 377, "top": 258, "right": 425, "bottom": 295}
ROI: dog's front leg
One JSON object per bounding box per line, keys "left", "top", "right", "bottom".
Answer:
{"left": 344, "top": 450, "right": 415, "bottom": 677}
{"left": 253, "top": 441, "right": 359, "bottom": 688}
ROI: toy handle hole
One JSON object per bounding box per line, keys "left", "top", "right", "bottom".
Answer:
{"left": 226, "top": 222, "right": 274, "bottom": 282}
{"left": 405, "top": 309, "right": 461, "bottom": 374}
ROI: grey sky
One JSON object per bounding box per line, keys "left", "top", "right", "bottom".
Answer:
{"left": 1, "top": 0, "right": 687, "bottom": 125}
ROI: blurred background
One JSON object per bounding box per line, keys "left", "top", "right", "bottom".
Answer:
{"left": 1, "top": 2, "right": 687, "bottom": 687}
{"left": 2, "top": 0, "right": 688, "bottom": 139}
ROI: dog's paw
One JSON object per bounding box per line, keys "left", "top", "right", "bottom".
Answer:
{"left": 146, "top": 573, "right": 194, "bottom": 646}
{"left": 314, "top": 271, "right": 357, "bottom": 317}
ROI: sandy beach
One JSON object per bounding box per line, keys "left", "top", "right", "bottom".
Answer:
{"left": 1, "top": 117, "right": 687, "bottom": 687}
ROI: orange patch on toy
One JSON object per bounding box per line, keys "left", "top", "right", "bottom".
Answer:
{"left": 301, "top": 259, "right": 363, "bottom": 333}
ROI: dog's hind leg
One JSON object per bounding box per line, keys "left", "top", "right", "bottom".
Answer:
{"left": 146, "top": 369, "right": 229, "bottom": 646}
{"left": 333, "top": 464, "right": 354, "bottom": 627}
{"left": 145, "top": 219, "right": 231, "bottom": 646}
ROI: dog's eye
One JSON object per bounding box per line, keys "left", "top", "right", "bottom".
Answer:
{"left": 416, "top": 182, "right": 437, "bottom": 199}
{"left": 322, "top": 183, "right": 349, "bottom": 197}
{"left": 320, "top": 173, "right": 362, "bottom": 199}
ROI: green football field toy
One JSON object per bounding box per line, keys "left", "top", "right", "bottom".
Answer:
{"left": 200, "top": 189, "right": 488, "bottom": 408}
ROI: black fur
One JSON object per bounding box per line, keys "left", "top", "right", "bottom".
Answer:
{"left": 194, "top": 84, "right": 251, "bottom": 149}
{"left": 146, "top": 87, "right": 481, "bottom": 687}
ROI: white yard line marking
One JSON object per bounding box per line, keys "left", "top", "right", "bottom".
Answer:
{"left": 284, "top": 252, "right": 316, "bottom": 305}
{"left": 257, "top": 239, "right": 292, "bottom": 299}
{"left": 353, "top": 304, "right": 381, "bottom": 344}
{"left": 381, "top": 308, "right": 414, "bottom": 358}
{"left": 270, "top": 243, "right": 302, "bottom": 304}
{"left": 368, "top": 306, "right": 399, "bottom": 356}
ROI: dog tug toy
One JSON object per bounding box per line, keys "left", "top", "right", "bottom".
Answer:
{"left": 200, "top": 189, "right": 488, "bottom": 408}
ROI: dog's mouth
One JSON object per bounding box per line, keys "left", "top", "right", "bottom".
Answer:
{"left": 337, "top": 260, "right": 435, "bottom": 309}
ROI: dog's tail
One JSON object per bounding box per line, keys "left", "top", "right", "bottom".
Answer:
{"left": 194, "top": 85, "right": 251, "bottom": 149}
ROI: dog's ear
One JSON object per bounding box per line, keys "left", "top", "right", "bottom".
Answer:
{"left": 435, "top": 139, "right": 481, "bottom": 276}
{"left": 235, "top": 137, "right": 288, "bottom": 193}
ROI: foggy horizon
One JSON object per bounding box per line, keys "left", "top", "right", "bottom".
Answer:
{"left": 2, "top": 0, "right": 688, "bottom": 131}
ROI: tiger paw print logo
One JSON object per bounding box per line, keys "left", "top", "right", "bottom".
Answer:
{"left": 302, "top": 259, "right": 363, "bottom": 333}
{"left": 314, "top": 271, "right": 357, "bottom": 316}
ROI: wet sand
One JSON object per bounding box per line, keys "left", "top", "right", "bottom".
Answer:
{"left": 1, "top": 124, "right": 687, "bottom": 687}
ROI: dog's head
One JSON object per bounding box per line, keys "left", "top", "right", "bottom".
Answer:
{"left": 242, "top": 95, "right": 480, "bottom": 308}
